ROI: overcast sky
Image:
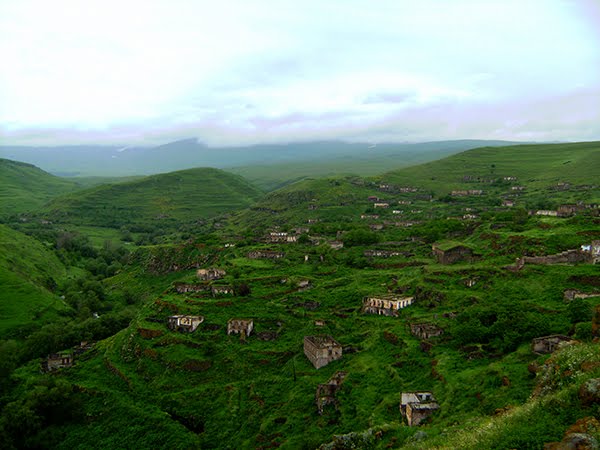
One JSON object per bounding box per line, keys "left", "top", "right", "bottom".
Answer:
{"left": 1, "top": 0, "right": 599, "bottom": 146}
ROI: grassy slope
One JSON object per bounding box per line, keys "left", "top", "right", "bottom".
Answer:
{"left": 6, "top": 141, "right": 600, "bottom": 448}
{"left": 0, "top": 158, "right": 79, "bottom": 217}
{"left": 381, "top": 141, "right": 600, "bottom": 196}
{"left": 0, "top": 224, "right": 70, "bottom": 335}
{"left": 40, "top": 167, "right": 264, "bottom": 227}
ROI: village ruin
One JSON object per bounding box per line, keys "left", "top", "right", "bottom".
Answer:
{"left": 168, "top": 315, "right": 204, "bottom": 333}
{"left": 362, "top": 295, "right": 414, "bottom": 316}
{"left": 410, "top": 323, "right": 444, "bottom": 340}
{"left": 400, "top": 392, "right": 440, "bottom": 426}
{"left": 196, "top": 268, "right": 226, "bottom": 281}
{"left": 304, "top": 335, "right": 343, "bottom": 369}
{"left": 531, "top": 335, "right": 577, "bottom": 354}
{"left": 315, "top": 371, "right": 347, "bottom": 415}
{"left": 42, "top": 352, "right": 74, "bottom": 372}
{"left": 227, "top": 319, "right": 254, "bottom": 338}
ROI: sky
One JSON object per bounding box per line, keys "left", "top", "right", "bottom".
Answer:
{"left": 1, "top": 0, "right": 599, "bottom": 146}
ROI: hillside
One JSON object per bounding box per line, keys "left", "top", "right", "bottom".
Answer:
{"left": 0, "top": 224, "right": 70, "bottom": 335}
{"left": 381, "top": 141, "right": 600, "bottom": 197}
{"left": 0, "top": 158, "right": 79, "bottom": 217}
{"left": 39, "top": 167, "right": 263, "bottom": 228}
{"left": 1, "top": 142, "right": 599, "bottom": 449}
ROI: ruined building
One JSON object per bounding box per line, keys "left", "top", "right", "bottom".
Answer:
{"left": 42, "top": 352, "right": 74, "bottom": 372}
{"left": 211, "top": 285, "right": 234, "bottom": 296}
{"left": 304, "top": 335, "right": 342, "bottom": 369}
{"left": 400, "top": 392, "right": 440, "bottom": 426}
{"left": 196, "top": 268, "right": 226, "bottom": 281}
{"left": 168, "top": 315, "right": 204, "bottom": 333}
{"left": 315, "top": 371, "right": 347, "bottom": 414}
{"left": 432, "top": 244, "right": 474, "bottom": 264}
{"left": 227, "top": 319, "right": 254, "bottom": 338}
{"left": 174, "top": 282, "right": 210, "bottom": 294}
{"left": 410, "top": 323, "right": 444, "bottom": 340}
{"left": 531, "top": 335, "right": 577, "bottom": 354}
{"left": 247, "top": 250, "right": 286, "bottom": 259}
{"left": 362, "top": 295, "right": 414, "bottom": 316}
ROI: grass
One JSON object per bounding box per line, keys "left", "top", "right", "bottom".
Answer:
{"left": 39, "top": 167, "right": 263, "bottom": 228}
{"left": 0, "top": 224, "right": 70, "bottom": 335}
{"left": 0, "top": 158, "right": 79, "bottom": 217}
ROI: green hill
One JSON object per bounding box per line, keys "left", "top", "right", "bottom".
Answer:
{"left": 40, "top": 167, "right": 264, "bottom": 228}
{"left": 381, "top": 141, "right": 600, "bottom": 195}
{"left": 0, "top": 224, "right": 70, "bottom": 335}
{"left": 0, "top": 158, "right": 78, "bottom": 217}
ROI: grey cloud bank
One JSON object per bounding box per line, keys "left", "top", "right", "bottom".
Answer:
{"left": 1, "top": 0, "right": 599, "bottom": 147}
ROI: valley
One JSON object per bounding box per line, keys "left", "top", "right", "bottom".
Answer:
{"left": 0, "top": 141, "right": 599, "bottom": 449}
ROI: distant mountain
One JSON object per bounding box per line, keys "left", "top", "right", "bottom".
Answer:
{"left": 0, "top": 158, "right": 79, "bottom": 217}
{"left": 0, "top": 224, "right": 69, "bottom": 335}
{"left": 39, "top": 167, "right": 263, "bottom": 228}
{"left": 0, "top": 139, "right": 525, "bottom": 178}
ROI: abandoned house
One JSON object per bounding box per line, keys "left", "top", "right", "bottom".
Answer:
{"left": 196, "top": 268, "right": 226, "bottom": 281}
{"left": 304, "top": 335, "right": 343, "bottom": 369}
{"left": 329, "top": 240, "right": 344, "bottom": 250}
{"left": 400, "top": 392, "right": 440, "bottom": 426}
{"left": 398, "top": 187, "right": 418, "bottom": 193}
{"left": 531, "top": 335, "right": 577, "bottom": 354}
{"left": 227, "top": 319, "right": 254, "bottom": 337}
{"left": 502, "top": 200, "right": 515, "bottom": 207}
{"left": 432, "top": 243, "right": 474, "bottom": 264}
{"left": 316, "top": 371, "right": 348, "bottom": 415}
{"left": 370, "top": 224, "right": 384, "bottom": 231}
{"left": 314, "top": 320, "right": 326, "bottom": 327}
{"left": 168, "top": 315, "right": 204, "bottom": 333}
{"left": 211, "top": 285, "right": 234, "bottom": 296}
{"left": 360, "top": 214, "right": 380, "bottom": 219}
{"left": 374, "top": 202, "right": 389, "bottom": 209}
{"left": 410, "top": 323, "right": 444, "bottom": 340}
{"left": 43, "top": 352, "right": 74, "bottom": 372}
{"left": 557, "top": 204, "right": 583, "bottom": 217}
{"left": 367, "top": 196, "right": 380, "bottom": 202}
{"left": 247, "top": 250, "right": 285, "bottom": 259}
{"left": 362, "top": 295, "right": 414, "bottom": 316}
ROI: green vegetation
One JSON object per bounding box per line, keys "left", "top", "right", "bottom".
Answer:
{"left": 0, "top": 224, "right": 70, "bottom": 335}
{"left": 0, "top": 158, "right": 78, "bottom": 217}
{"left": 39, "top": 167, "right": 263, "bottom": 229}
{"left": 0, "top": 142, "right": 599, "bottom": 449}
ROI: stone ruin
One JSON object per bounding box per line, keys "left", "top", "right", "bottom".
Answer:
{"left": 400, "top": 392, "right": 440, "bottom": 426}
{"left": 362, "top": 295, "right": 414, "bottom": 316}
{"left": 211, "top": 285, "right": 234, "bottom": 296}
{"left": 174, "top": 282, "right": 210, "bottom": 294}
{"left": 410, "top": 323, "right": 444, "bottom": 340}
{"left": 42, "top": 352, "right": 73, "bottom": 372}
{"left": 227, "top": 319, "right": 254, "bottom": 338}
{"left": 247, "top": 250, "right": 286, "bottom": 259}
{"left": 531, "top": 335, "right": 577, "bottom": 354}
{"left": 432, "top": 244, "right": 474, "bottom": 264}
{"left": 316, "top": 371, "right": 348, "bottom": 415}
{"left": 168, "top": 315, "right": 204, "bottom": 333}
{"left": 563, "top": 289, "right": 600, "bottom": 302}
{"left": 304, "top": 335, "right": 342, "bottom": 369}
{"left": 196, "top": 268, "right": 226, "bottom": 281}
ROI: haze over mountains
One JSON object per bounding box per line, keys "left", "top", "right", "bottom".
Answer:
{"left": 0, "top": 139, "right": 524, "bottom": 178}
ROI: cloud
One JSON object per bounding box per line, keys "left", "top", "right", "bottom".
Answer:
{"left": 1, "top": 0, "right": 599, "bottom": 146}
